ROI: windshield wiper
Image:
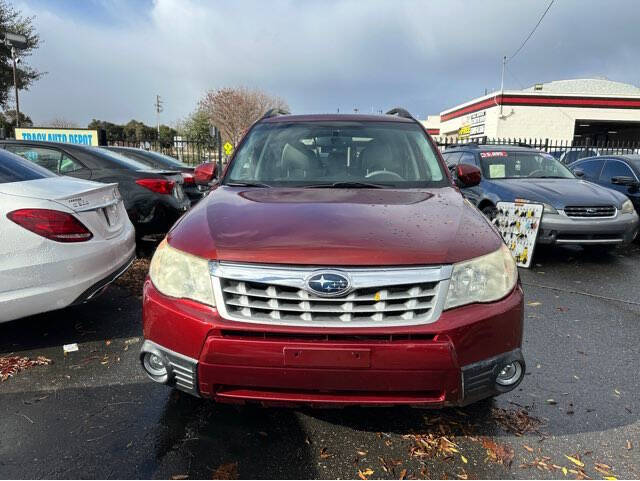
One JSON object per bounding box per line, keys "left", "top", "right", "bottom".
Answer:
{"left": 225, "top": 181, "right": 271, "bottom": 188}
{"left": 535, "top": 176, "right": 566, "bottom": 179}
{"left": 303, "top": 181, "right": 386, "bottom": 189}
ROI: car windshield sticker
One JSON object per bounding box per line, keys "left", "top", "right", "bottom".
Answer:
{"left": 479, "top": 151, "right": 508, "bottom": 158}
{"left": 494, "top": 201, "right": 544, "bottom": 268}
{"left": 489, "top": 164, "right": 506, "bottom": 178}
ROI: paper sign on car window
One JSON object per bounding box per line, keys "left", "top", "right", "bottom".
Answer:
{"left": 479, "top": 151, "right": 508, "bottom": 158}
{"left": 489, "top": 164, "right": 506, "bottom": 178}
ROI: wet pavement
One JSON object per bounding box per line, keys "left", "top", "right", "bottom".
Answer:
{"left": 1, "top": 243, "right": 639, "bottom": 479}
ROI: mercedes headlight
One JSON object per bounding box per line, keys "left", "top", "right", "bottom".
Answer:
{"left": 621, "top": 199, "right": 635, "bottom": 214}
{"left": 149, "top": 239, "right": 215, "bottom": 306}
{"left": 444, "top": 243, "right": 518, "bottom": 310}
{"left": 542, "top": 203, "right": 558, "bottom": 214}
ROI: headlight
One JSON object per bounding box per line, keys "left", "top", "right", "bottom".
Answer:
{"left": 621, "top": 199, "right": 635, "bottom": 214}
{"left": 542, "top": 203, "right": 558, "bottom": 214}
{"left": 444, "top": 243, "right": 518, "bottom": 310}
{"left": 149, "top": 239, "right": 215, "bottom": 306}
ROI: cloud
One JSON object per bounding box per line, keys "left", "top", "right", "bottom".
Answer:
{"left": 15, "top": 0, "right": 640, "bottom": 126}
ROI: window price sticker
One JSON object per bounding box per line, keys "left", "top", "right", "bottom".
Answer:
{"left": 494, "top": 201, "right": 543, "bottom": 268}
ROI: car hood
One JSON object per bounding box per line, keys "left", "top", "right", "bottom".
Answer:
{"left": 167, "top": 186, "right": 503, "bottom": 266}
{"left": 489, "top": 179, "right": 626, "bottom": 208}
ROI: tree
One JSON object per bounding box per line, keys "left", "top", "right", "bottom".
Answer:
{"left": 176, "top": 108, "right": 212, "bottom": 144}
{"left": 1, "top": 108, "right": 32, "bottom": 129}
{"left": 199, "top": 87, "right": 288, "bottom": 147}
{"left": 0, "top": 0, "right": 44, "bottom": 109}
{"left": 158, "top": 124, "right": 177, "bottom": 148}
{"left": 122, "top": 119, "right": 156, "bottom": 142}
{"left": 87, "top": 119, "right": 124, "bottom": 142}
{"left": 49, "top": 117, "right": 78, "bottom": 128}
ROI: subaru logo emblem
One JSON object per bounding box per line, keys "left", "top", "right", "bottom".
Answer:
{"left": 306, "top": 272, "right": 351, "bottom": 297}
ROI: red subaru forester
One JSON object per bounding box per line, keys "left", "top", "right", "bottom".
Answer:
{"left": 141, "top": 109, "right": 524, "bottom": 407}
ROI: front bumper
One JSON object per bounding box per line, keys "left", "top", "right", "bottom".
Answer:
{"left": 130, "top": 197, "right": 191, "bottom": 237}
{"left": 537, "top": 211, "right": 639, "bottom": 245}
{"left": 0, "top": 221, "right": 136, "bottom": 323}
{"left": 140, "top": 281, "right": 525, "bottom": 407}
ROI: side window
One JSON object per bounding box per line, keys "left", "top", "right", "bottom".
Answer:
{"left": 459, "top": 152, "right": 477, "bottom": 167}
{"left": 600, "top": 160, "right": 636, "bottom": 183}
{"left": 443, "top": 152, "right": 462, "bottom": 168}
{"left": 574, "top": 159, "right": 604, "bottom": 180}
{"left": 59, "top": 154, "right": 85, "bottom": 173}
{"left": 5, "top": 145, "right": 62, "bottom": 173}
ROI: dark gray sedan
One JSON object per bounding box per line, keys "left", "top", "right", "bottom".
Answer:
{"left": 444, "top": 145, "right": 639, "bottom": 247}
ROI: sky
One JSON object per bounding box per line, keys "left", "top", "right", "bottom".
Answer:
{"left": 13, "top": 0, "right": 640, "bottom": 127}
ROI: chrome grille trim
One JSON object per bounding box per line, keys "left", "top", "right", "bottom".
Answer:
{"left": 563, "top": 205, "right": 616, "bottom": 218}
{"left": 211, "top": 262, "right": 452, "bottom": 327}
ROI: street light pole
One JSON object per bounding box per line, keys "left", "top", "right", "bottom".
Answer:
{"left": 3, "top": 32, "right": 28, "bottom": 130}
{"left": 11, "top": 46, "right": 20, "bottom": 128}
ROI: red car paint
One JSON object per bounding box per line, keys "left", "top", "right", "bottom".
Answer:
{"left": 167, "top": 187, "right": 502, "bottom": 266}
{"left": 143, "top": 114, "right": 524, "bottom": 407}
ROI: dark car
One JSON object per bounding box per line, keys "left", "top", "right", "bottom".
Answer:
{"left": 139, "top": 109, "right": 526, "bottom": 407}
{"left": 568, "top": 155, "right": 640, "bottom": 214}
{"left": 105, "top": 146, "right": 208, "bottom": 203}
{"left": 549, "top": 148, "right": 598, "bottom": 164}
{"left": 0, "top": 141, "right": 191, "bottom": 239}
{"left": 442, "top": 144, "right": 638, "bottom": 247}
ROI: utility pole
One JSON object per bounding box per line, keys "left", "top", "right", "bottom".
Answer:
{"left": 499, "top": 55, "right": 506, "bottom": 117}
{"left": 154, "top": 94, "right": 163, "bottom": 137}
{"left": 11, "top": 46, "right": 19, "bottom": 127}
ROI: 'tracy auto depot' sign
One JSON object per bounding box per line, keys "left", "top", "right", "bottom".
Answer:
{"left": 14, "top": 128, "right": 99, "bottom": 146}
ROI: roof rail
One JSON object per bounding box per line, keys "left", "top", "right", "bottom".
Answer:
{"left": 260, "top": 108, "right": 290, "bottom": 120}
{"left": 385, "top": 107, "right": 414, "bottom": 120}
{"left": 443, "top": 142, "right": 481, "bottom": 149}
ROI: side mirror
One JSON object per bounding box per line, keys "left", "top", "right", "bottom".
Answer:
{"left": 455, "top": 163, "right": 482, "bottom": 188}
{"left": 194, "top": 161, "right": 218, "bottom": 185}
{"left": 611, "top": 176, "right": 638, "bottom": 187}
{"left": 573, "top": 168, "right": 585, "bottom": 178}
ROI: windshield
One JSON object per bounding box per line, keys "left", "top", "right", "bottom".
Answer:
{"left": 94, "top": 147, "right": 155, "bottom": 171}
{"left": 225, "top": 121, "right": 447, "bottom": 188}
{"left": 480, "top": 151, "right": 575, "bottom": 179}
{"left": 117, "top": 148, "right": 191, "bottom": 169}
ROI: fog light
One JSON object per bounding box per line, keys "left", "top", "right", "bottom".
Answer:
{"left": 144, "top": 352, "right": 167, "bottom": 377}
{"left": 496, "top": 361, "right": 522, "bottom": 386}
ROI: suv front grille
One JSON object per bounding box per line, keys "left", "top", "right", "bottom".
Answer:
{"left": 211, "top": 263, "right": 451, "bottom": 327}
{"left": 564, "top": 205, "right": 616, "bottom": 218}
{"left": 221, "top": 279, "right": 438, "bottom": 324}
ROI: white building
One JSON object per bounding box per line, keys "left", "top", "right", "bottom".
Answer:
{"left": 423, "top": 78, "right": 640, "bottom": 143}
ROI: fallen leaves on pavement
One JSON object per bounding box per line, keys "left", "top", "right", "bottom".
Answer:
{"left": 491, "top": 407, "right": 544, "bottom": 436}
{"left": 565, "top": 454, "right": 584, "bottom": 467}
{"left": 357, "top": 468, "right": 374, "bottom": 480}
{"left": 211, "top": 462, "right": 238, "bottom": 480}
{"left": 115, "top": 258, "right": 150, "bottom": 296}
{"left": 482, "top": 437, "right": 514, "bottom": 466}
{"left": 0, "top": 355, "right": 52, "bottom": 382}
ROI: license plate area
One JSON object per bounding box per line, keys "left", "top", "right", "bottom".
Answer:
{"left": 283, "top": 347, "right": 371, "bottom": 368}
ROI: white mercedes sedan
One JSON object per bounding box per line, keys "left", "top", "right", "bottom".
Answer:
{"left": 0, "top": 149, "right": 136, "bottom": 323}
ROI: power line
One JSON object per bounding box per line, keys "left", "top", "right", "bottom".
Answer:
{"left": 508, "top": 0, "right": 555, "bottom": 63}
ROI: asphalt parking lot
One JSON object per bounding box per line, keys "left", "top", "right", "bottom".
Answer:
{"left": 1, "top": 243, "right": 639, "bottom": 480}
